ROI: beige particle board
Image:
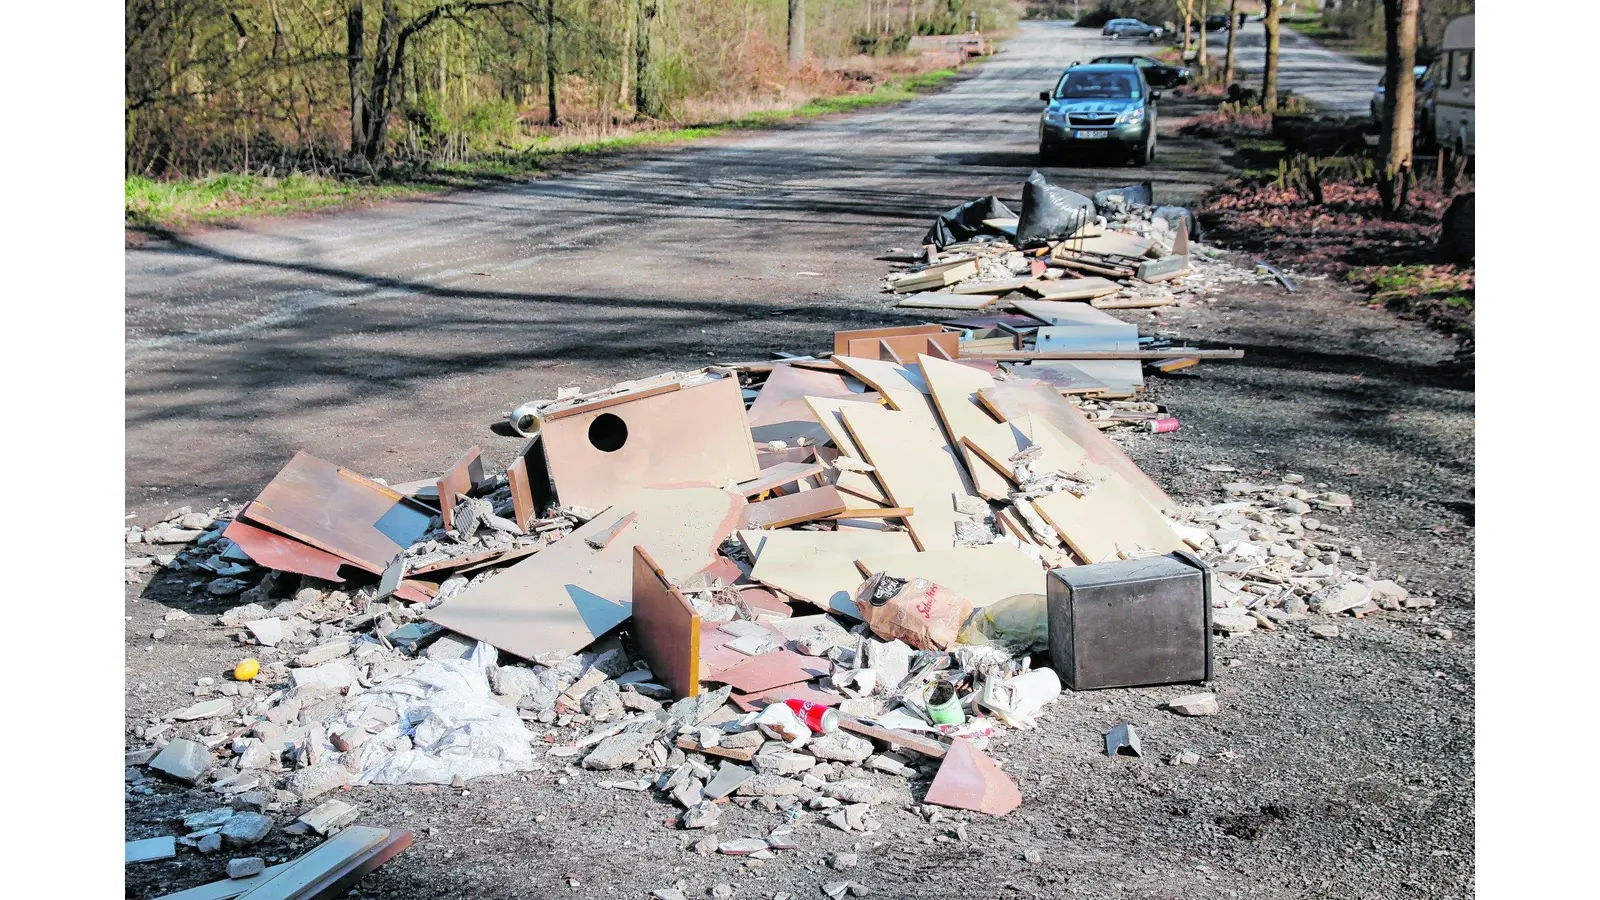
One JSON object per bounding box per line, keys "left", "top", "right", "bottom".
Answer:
{"left": 1031, "top": 465, "right": 1184, "bottom": 564}
{"left": 838, "top": 403, "right": 978, "bottom": 552}
{"left": 803, "top": 394, "right": 893, "bottom": 506}
{"left": 917, "top": 354, "right": 1017, "bottom": 501}
{"left": 427, "top": 486, "right": 745, "bottom": 660}
{"left": 977, "top": 380, "right": 1174, "bottom": 511}
{"left": 1019, "top": 277, "right": 1122, "bottom": 301}
{"left": 740, "top": 528, "right": 917, "bottom": 618}
{"left": 896, "top": 292, "right": 997, "bottom": 311}
{"left": 951, "top": 277, "right": 1031, "bottom": 295}
{"left": 853, "top": 544, "right": 1045, "bottom": 608}
{"left": 745, "top": 364, "right": 877, "bottom": 446}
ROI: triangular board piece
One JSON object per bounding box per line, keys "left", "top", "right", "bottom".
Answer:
{"left": 427, "top": 486, "right": 744, "bottom": 660}
{"left": 924, "top": 737, "right": 1022, "bottom": 816}
{"left": 802, "top": 395, "right": 892, "bottom": 506}
{"left": 839, "top": 403, "right": 979, "bottom": 552}
{"left": 745, "top": 364, "right": 877, "bottom": 446}
{"left": 853, "top": 544, "right": 1045, "bottom": 608}
{"left": 1031, "top": 464, "right": 1184, "bottom": 564}
{"left": 977, "top": 380, "right": 1174, "bottom": 511}
{"left": 918, "top": 354, "right": 1015, "bottom": 501}
{"left": 831, "top": 356, "right": 930, "bottom": 399}
{"left": 739, "top": 529, "right": 917, "bottom": 618}
{"left": 1172, "top": 216, "right": 1190, "bottom": 256}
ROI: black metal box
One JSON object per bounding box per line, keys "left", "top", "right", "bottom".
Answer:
{"left": 1047, "top": 550, "right": 1212, "bottom": 691}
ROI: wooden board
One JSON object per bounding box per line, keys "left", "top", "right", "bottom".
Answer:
{"left": 889, "top": 259, "right": 979, "bottom": 292}
{"left": 234, "top": 826, "right": 391, "bottom": 900}
{"left": 739, "top": 528, "right": 917, "bottom": 618}
{"left": 1001, "top": 360, "right": 1108, "bottom": 395}
{"left": 951, "top": 277, "right": 1031, "bottom": 295}
{"left": 242, "top": 452, "right": 433, "bottom": 575}
{"left": 631, "top": 546, "right": 701, "bottom": 699}
{"left": 839, "top": 403, "right": 976, "bottom": 552}
{"left": 802, "top": 395, "right": 892, "bottom": 506}
{"left": 853, "top": 544, "right": 1045, "bottom": 608}
{"left": 1019, "top": 277, "right": 1122, "bottom": 301}
{"left": 704, "top": 650, "right": 833, "bottom": 693}
{"left": 832, "top": 325, "right": 942, "bottom": 357}
{"left": 1066, "top": 229, "right": 1154, "bottom": 257}
{"left": 1034, "top": 324, "right": 1144, "bottom": 395}
{"left": 739, "top": 486, "right": 848, "bottom": 529}
{"left": 896, "top": 292, "right": 997, "bottom": 311}
{"left": 436, "top": 446, "right": 484, "bottom": 531}
{"left": 1010, "top": 299, "right": 1135, "bottom": 328}
{"left": 745, "top": 364, "right": 877, "bottom": 446}
{"left": 942, "top": 314, "right": 1043, "bottom": 330}
{"left": 977, "top": 379, "right": 1175, "bottom": 511}
{"left": 223, "top": 514, "right": 350, "bottom": 582}
{"left": 736, "top": 461, "right": 828, "bottom": 497}
{"left": 1032, "top": 464, "right": 1184, "bottom": 564}
{"left": 426, "top": 486, "right": 745, "bottom": 660}
{"left": 506, "top": 456, "right": 535, "bottom": 530}
{"left": 845, "top": 331, "right": 959, "bottom": 363}
{"left": 538, "top": 376, "right": 759, "bottom": 512}
{"left": 917, "top": 354, "right": 1015, "bottom": 501}
{"left": 838, "top": 715, "right": 948, "bottom": 760}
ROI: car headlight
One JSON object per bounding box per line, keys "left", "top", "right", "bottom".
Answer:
{"left": 1115, "top": 107, "right": 1145, "bottom": 126}
{"left": 1044, "top": 108, "right": 1067, "bottom": 124}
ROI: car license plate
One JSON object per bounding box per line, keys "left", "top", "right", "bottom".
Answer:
{"left": 1075, "top": 130, "right": 1110, "bottom": 140}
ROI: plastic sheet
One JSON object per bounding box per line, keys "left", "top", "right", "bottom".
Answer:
{"left": 1092, "top": 182, "right": 1154, "bottom": 210}
{"left": 334, "top": 641, "right": 540, "bottom": 785}
{"left": 1015, "top": 171, "right": 1096, "bottom": 245}
{"left": 922, "top": 195, "right": 1017, "bottom": 249}
{"left": 958, "top": 592, "right": 1048, "bottom": 654}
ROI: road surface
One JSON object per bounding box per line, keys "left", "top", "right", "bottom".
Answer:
{"left": 1210, "top": 19, "right": 1382, "bottom": 115}
{"left": 125, "top": 21, "right": 1233, "bottom": 516}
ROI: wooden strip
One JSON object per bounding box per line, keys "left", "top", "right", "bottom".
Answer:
{"left": 951, "top": 277, "right": 1030, "bottom": 295}
{"left": 631, "top": 546, "right": 701, "bottom": 699}
{"left": 895, "top": 292, "right": 996, "bottom": 311}
{"left": 278, "top": 829, "right": 412, "bottom": 900}
{"left": 1093, "top": 294, "right": 1178, "bottom": 309}
{"left": 739, "top": 486, "right": 848, "bottom": 529}
{"left": 540, "top": 381, "right": 681, "bottom": 422}
{"left": 1152, "top": 357, "right": 1201, "bottom": 372}
{"left": 839, "top": 403, "right": 976, "bottom": 552}
{"left": 234, "top": 826, "right": 391, "bottom": 900}
{"left": 838, "top": 715, "right": 947, "bottom": 759}
{"left": 917, "top": 354, "right": 1015, "bottom": 501}
{"left": 676, "top": 737, "right": 758, "bottom": 762}
{"left": 506, "top": 456, "right": 535, "bottom": 530}
{"left": 584, "top": 511, "right": 638, "bottom": 550}
{"left": 154, "top": 866, "right": 292, "bottom": 900}
{"left": 437, "top": 446, "right": 484, "bottom": 532}
{"left": 736, "top": 461, "right": 828, "bottom": 497}
{"left": 826, "top": 506, "right": 913, "bottom": 520}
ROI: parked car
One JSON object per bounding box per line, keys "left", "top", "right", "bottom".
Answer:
{"left": 1432, "top": 14, "right": 1474, "bottom": 155}
{"left": 1102, "top": 18, "right": 1164, "bottom": 40}
{"left": 1189, "top": 14, "right": 1231, "bottom": 31}
{"left": 1369, "top": 64, "right": 1429, "bottom": 127}
{"left": 1090, "top": 55, "right": 1191, "bottom": 89}
{"left": 1039, "top": 64, "right": 1160, "bottom": 166}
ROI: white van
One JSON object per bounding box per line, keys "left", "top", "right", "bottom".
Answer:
{"left": 1431, "top": 15, "right": 1474, "bottom": 155}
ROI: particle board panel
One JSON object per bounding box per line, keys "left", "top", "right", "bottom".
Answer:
{"left": 506, "top": 456, "right": 535, "bottom": 530}
{"left": 852, "top": 544, "right": 1045, "bottom": 608}
{"left": 896, "top": 292, "right": 998, "bottom": 311}
{"left": 832, "top": 324, "right": 943, "bottom": 357}
{"left": 951, "top": 277, "right": 1031, "bottom": 295}
{"left": 1010, "top": 299, "right": 1135, "bottom": 328}
{"left": 1031, "top": 466, "right": 1183, "bottom": 564}
{"left": 242, "top": 452, "right": 433, "bottom": 575}
{"left": 234, "top": 826, "right": 391, "bottom": 900}
{"left": 942, "top": 313, "right": 1043, "bottom": 330}
{"left": 917, "top": 354, "right": 1017, "bottom": 502}
{"left": 739, "top": 485, "right": 849, "bottom": 529}
{"left": 802, "top": 395, "right": 892, "bottom": 506}
{"left": 977, "top": 380, "right": 1175, "bottom": 511}
{"left": 426, "top": 486, "right": 745, "bottom": 661}
{"left": 838, "top": 403, "right": 978, "bottom": 552}
{"left": 736, "top": 461, "right": 828, "bottom": 498}
{"left": 1019, "top": 277, "right": 1123, "bottom": 301}
{"left": 537, "top": 375, "right": 759, "bottom": 512}
{"left": 630, "top": 546, "right": 701, "bottom": 699}
{"left": 1033, "top": 323, "right": 1144, "bottom": 396}
{"left": 223, "top": 514, "right": 350, "bottom": 582}
{"left": 705, "top": 650, "right": 834, "bottom": 694}
{"left": 844, "top": 331, "right": 960, "bottom": 363}
{"left": 436, "top": 446, "right": 484, "bottom": 531}
{"left": 154, "top": 866, "right": 292, "bottom": 900}
{"left": 1067, "top": 229, "right": 1154, "bottom": 257}
{"left": 739, "top": 528, "right": 917, "bottom": 618}
{"left": 1000, "top": 361, "right": 1109, "bottom": 395}
{"left": 745, "top": 364, "right": 877, "bottom": 446}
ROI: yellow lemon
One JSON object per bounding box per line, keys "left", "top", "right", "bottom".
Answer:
{"left": 234, "top": 658, "right": 261, "bottom": 681}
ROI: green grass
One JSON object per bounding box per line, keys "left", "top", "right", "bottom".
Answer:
{"left": 127, "top": 68, "right": 962, "bottom": 231}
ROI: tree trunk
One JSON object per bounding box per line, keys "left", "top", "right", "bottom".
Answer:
{"left": 1197, "top": 0, "right": 1209, "bottom": 74}
{"left": 1180, "top": 2, "right": 1193, "bottom": 57}
{"left": 346, "top": 3, "right": 364, "bottom": 160}
{"left": 787, "top": 0, "right": 805, "bottom": 71}
{"left": 1377, "top": 0, "right": 1420, "bottom": 217}
{"left": 1262, "top": 0, "right": 1281, "bottom": 111}
{"left": 634, "top": 0, "right": 656, "bottom": 119}
{"left": 1223, "top": 0, "right": 1238, "bottom": 84}
{"left": 545, "top": 0, "right": 558, "bottom": 125}
{"left": 363, "top": 2, "right": 398, "bottom": 162}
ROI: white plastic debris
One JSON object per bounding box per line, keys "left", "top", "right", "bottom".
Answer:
{"left": 977, "top": 667, "right": 1061, "bottom": 729}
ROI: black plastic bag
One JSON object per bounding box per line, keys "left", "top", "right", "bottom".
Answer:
{"left": 1093, "top": 182, "right": 1154, "bottom": 210}
{"left": 922, "top": 195, "right": 1016, "bottom": 249}
{"left": 1015, "top": 171, "right": 1096, "bottom": 246}
{"left": 1153, "top": 205, "right": 1203, "bottom": 242}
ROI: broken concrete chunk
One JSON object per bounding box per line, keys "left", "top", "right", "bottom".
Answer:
{"left": 682, "top": 800, "right": 720, "bottom": 829}
{"left": 736, "top": 774, "right": 804, "bottom": 797}
{"left": 753, "top": 752, "right": 816, "bottom": 776}
{"left": 150, "top": 738, "right": 212, "bottom": 784}
{"left": 1308, "top": 623, "right": 1341, "bottom": 639}
{"left": 243, "top": 619, "right": 284, "bottom": 647}
{"left": 718, "top": 838, "right": 769, "bottom": 855}
{"left": 294, "top": 641, "right": 352, "bottom": 668}
{"left": 807, "top": 731, "right": 873, "bottom": 764}
{"left": 220, "top": 811, "right": 272, "bottom": 847}
{"left": 1211, "top": 609, "right": 1257, "bottom": 634}
{"left": 289, "top": 662, "right": 358, "bottom": 693}
{"left": 172, "top": 698, "right": 233, "bottom": 721}
{"left": 297, "top": 798, "right": 358, "bottom": 835}
{"left": 1314, "top": 581, "right": 1373, "bottom": 616}
{"left": 282, "top": 762, "right": 351, "bottom": 803}
{"left": 582, "top": 732, "right": 653, "bottom": 771}
{"left": 227, "top": 857, "right": 267, "bottom": 879}
{"left": 1166, "top": 692, "right": 1219, "bottom": 717}
{"left": 703, "top": 761, "right": 754, "bottom": 800}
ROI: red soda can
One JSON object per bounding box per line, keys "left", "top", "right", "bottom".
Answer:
{"left": 784, "top": 698, "right": 840, "bottom": 734}
{"left": 1146, "top": 416, "right": 1180, "bottom": 434}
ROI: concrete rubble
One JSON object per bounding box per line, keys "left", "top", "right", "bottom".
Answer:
{"left": 123, "top": 172, "right": 1443, "bottom": 893}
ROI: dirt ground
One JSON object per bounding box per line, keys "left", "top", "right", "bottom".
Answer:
{"left": 124, "top": 22, "right": 1474, "bottom": 900}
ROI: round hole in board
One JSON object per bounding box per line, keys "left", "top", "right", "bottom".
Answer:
{"left": 588, "top": 413, "right": 628, "bottom": 453}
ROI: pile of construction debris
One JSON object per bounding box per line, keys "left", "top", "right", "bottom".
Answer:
{"left": 125, "top": 174, "right": 1432, "bottom": 895}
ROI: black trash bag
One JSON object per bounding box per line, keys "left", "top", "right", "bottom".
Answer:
{"left": 1015, "top": 171, "right": 1096, "bottom": 246}
{"left": 922, "top": 195, "right": 1016, "bottom": 249}
{"left": 1093, "top": 182, "right": 1154, "bottom": 211}
{"left": 1153, "top": 205, "right": 1204, "bottom": 242}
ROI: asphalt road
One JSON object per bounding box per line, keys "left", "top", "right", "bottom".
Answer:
{"left": 1212, "top": 19, "right": 1383, "bottom": 115}
{"left": 125, "top": 21, "right": 1233, "bottom": 519}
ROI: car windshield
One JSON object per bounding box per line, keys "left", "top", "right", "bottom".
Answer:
{"left": 1057, "top": 71, "right": 1140, "bottom": 100}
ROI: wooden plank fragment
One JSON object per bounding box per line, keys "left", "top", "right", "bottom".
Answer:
{"left": 234, "top": 826, "right": 391, "bottom": 900}
{"left": 1032, "top": 467, "right": 1184, "bottom": 564}
{"left": 223, "top": 515, "right": 350, "bottom": 583}
{"left": 437, "top": 446, "right": 484, "bottom": 531}
{"left": 736, "top": 461, "right": 828, "bottom": 498}
{"left": 827, "top": 506, "right": 914, "bottom": 520}
{"left": 739, "top": 486, "right": 848, "bottom": 529}
{"left": 845, "top": 331, "right": 960, "bottom": 363}
{"left": 676, "top": 738, "right": 759, "bottom": 762}
{"left": 838, "top": 715, "right": 947, "bottom": 759}
{"left": 631, "top": 546, "right": 701, "bottom": 699}
{"left": 917, "top": 354, "right": 1016, "bottom": 501}
{"left": 951, "top": 277, "right": 1031, "bottom": 295}
{"left": 839, "top": 403, "right": 977, "bottom": 552}
{"left": 832, "top": 325, "right": 942, "bottom": 357}
{"left": 584, "top": 511, "right": 638, "bottom": 550}
{"left": 704, "top": 650, "right": 832, "bottom": 693}
{"left": 1001, "top": 361, "right": 1109, "bottom": 395}
{"left": 540, "top": 381, "right": 680, "bottom": 422}
{"left": 745, "top": 364, "right": 877, "bottom": 445}
{"left": 1010, "top": 298, "right": 1135, "bottom": 327}
{"left": 1019, "top": 277, "right": 1122, "bottom": 301}
{"left": 506, "top": 456, "right": 535, "bottom": 530}
{"left": 154, "top": 866, "right": 291, "bottom": 900}
{"left": 896, "top": 292, "right": 998, "bottom": 311}
{"left": 1152, "top": 357, "right": 1201, "bottom": 372}
{"left": 242, "top": 453, "right": 433, "bottom": 575}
